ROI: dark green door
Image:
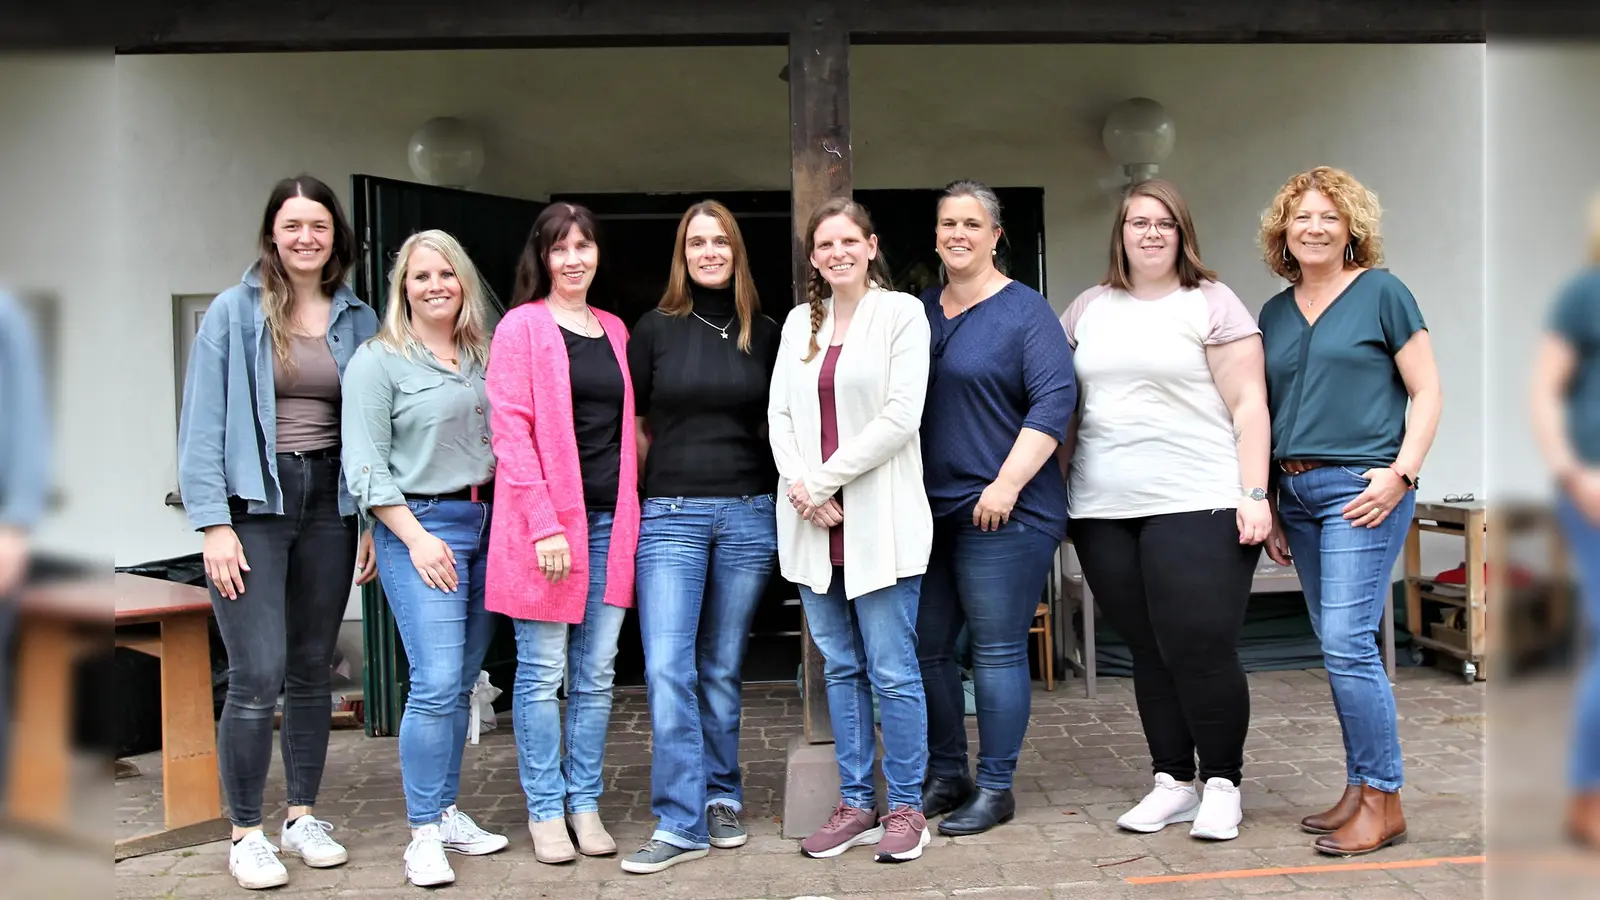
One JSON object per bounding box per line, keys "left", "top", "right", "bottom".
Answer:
{"left": 351, "top": 174, "right": 547, "bottom": 736}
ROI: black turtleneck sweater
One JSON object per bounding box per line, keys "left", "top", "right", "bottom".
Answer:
{"left": 627, "top": 282, "right": 783, "bottom": 498}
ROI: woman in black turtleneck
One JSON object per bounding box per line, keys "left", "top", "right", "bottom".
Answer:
{"left": 620, "top": 200, "right": 782, "bottom": 875}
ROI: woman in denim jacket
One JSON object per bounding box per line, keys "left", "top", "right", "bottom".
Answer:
{"left": 176, "top": 175, "right": 379, "bottom": 891}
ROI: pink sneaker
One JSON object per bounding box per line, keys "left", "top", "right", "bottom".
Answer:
{"left": 874, "top": 806, "right": 931, "bottom": 863}
{"left": 800, "top": 803, "right": 883, "bottom": 859}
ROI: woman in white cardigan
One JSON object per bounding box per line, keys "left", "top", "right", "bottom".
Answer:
{"left": 769, "top": 197, "right": 934, "bottom": 863}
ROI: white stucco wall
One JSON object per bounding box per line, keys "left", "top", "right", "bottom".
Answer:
{"left": 4, "top": 43, "right": 1511, "bottom": 583}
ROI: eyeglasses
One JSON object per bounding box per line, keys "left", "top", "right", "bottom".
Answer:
{"left": 1444, "top": 493, "right": 1475, "bottom": 503}
{"left": 1125, "top": 218, "right": 1178, "bottom": 234}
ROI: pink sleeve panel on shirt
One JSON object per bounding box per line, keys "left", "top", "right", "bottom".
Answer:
{"left": 1199, "top": 281, "right": 1262, "bottom": 345}
{"left": 1059, "top": 285, "right": 1111, "bottom": 348}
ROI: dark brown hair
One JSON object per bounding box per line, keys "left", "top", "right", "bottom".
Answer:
{"left": 657, "top": 200, "right": 762, "bottom": 352}
{"left": 256, "top": 175, "right": 356, "bottom": 374}
{"left": 801, "top": 197, "right": 894, "bottom": 362}
{"left": 1102, "top": 178, "right": 1216, "bottom": 291}
{"left": 511, "top": 202, "right": 601, "bottom": 308}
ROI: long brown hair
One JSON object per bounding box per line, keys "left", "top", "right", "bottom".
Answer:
{"left": 256, "top": 175, "right": 356, "bottom": 376}
{"left": 1102, "top": 178, "right": 1216, "bottom": 291}
{"left": 510, "top": 203, "right": 601, "bottom": 309}
{"left": 657, "top": 200, "right": 762, "bottom": 353}
{"left": 801, "top": 197, "right": 894, "bottom": 362}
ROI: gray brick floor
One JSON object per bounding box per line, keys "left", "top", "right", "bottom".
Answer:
{"left": 113, "top": 667, "right": 1492, "bottom": 899}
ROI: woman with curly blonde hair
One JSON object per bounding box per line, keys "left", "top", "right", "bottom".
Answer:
{"left": 1256, "top": 166, "right": 1442, "bottom": 857}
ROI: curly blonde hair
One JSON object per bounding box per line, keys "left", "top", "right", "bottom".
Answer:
{"left": 1259, "top": 166, "right": 1384, "bottom": 283}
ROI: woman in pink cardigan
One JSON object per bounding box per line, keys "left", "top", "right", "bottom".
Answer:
{"left": 484, "top": 202, "right": 640, "bottom": 865}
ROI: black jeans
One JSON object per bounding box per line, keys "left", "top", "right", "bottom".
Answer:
{"left": 1071, "top": 509, "right": 1261, "bottom": 785}
{"left": 210, "top": 453, "right": 356, "bottom": 828}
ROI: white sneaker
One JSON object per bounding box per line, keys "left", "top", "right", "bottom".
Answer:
{"left": 439, "top": 804, "right": 510, "bottom": 855}
{"left": 279, "top": 814, "right": 349, "bottom": 867}
{"left": 1116, "top": 773, "right": 1200, "bottom": 833}
{"left": 228, "top": 830, "right": 288, "bottom": 890}
{"left": 1190, "top": 777, "right": 1242, "bottom": 840}
{"left": 404, "top": 824, "right": 456, "bottom": 887}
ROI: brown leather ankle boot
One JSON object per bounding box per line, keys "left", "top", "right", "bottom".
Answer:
{"left": 1314, "top": 786, "right": 1406, "bottom": 856}
{"left": 1568, "top": 792, "right": 1600, "bottom": 850}
{"left": 1301, "top": 784, "right": 1362, "bottom": 835}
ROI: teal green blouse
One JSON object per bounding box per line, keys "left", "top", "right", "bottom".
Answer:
{"left": 1259, "top": 268, "right": 1427, "bottom": 469}
{"left": 1548, "top": 267, "right": 1600, "bottom": 463}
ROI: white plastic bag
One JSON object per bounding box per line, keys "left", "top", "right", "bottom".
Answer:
{"left": 467, "top": 670, "right": 502, "bottom": 744}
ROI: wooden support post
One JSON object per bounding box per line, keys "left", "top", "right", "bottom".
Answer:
{"left": 788, "top": 7, "right": 849, "bottom": 745}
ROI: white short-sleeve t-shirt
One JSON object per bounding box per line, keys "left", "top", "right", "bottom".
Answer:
{"left": 1060, "top": 280, "right": 1261, "bottom": 520}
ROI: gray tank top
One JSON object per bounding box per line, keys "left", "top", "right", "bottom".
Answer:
{"left": 274, "top": 333, "right": 341, "bottom": 452}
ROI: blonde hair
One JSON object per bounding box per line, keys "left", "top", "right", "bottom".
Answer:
{"left": 1259, "top": 166, "right": 1385, "bottom": 283}
{"left": 373, "top": 229, "right": 494, "bottom": 368}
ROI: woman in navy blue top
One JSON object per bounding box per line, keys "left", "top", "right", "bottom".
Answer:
{"left": 1257, "top": 166, "right": 1441, "bottom": 858}
{"left": 915, "top": 181, "right": 1077, "bottom": 837}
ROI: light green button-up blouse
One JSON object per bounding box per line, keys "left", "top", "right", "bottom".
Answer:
{"left": 340, "top": 339, "right": 495, "bottom": 515}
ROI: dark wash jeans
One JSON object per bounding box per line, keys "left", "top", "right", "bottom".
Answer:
{"left": 1071, "top": 509, "right": 1261, "bottom": 785}
{"left": 916, "top": 513, "right": 1059, "bottom": 791}
{"left": 209, "top": 452, "right": 356, "bottom": 828}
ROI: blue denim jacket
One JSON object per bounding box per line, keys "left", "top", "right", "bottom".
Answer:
{"left": 0, "top": 291, "right": 49, "bottom": 528}
{"left": 176, "top": 266, "right": 379, "bottom": 530}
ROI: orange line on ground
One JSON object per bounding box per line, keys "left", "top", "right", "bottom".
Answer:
{"left": 1125, "top": 855, "right": 1486, "bottom": 884}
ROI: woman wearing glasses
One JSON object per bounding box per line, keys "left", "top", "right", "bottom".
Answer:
{"left": 915, "top": 180, "right": 1077, "bottom": 837}
{"left": 1060, "top": 179, "right": 1269, "bottom": 842}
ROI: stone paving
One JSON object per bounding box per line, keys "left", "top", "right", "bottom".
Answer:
{"left": 113, "top": 667, "right": 1491, "bottom": 899}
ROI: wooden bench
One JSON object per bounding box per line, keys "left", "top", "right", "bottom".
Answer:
{"left": 5, "top": 572, "right": 229, "bottom": 856}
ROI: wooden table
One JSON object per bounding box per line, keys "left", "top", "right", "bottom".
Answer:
{"left": 5, "top": 572, "right": 229, "bottom": 856}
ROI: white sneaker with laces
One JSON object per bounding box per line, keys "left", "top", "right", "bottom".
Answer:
{"left": 228, "top": 830, "right": 288, "bottom": 890}
{"left": 279, "top": 814, "right": 349, "bottom": 867}
{"left": 404, "top": 824, "right": 456, "bottom": 887}
{"left": 1116, "top": 773, "right": 1200, "bottom": 833}
{"left": 1190, "top": 777, "right": 1243, "bottom": 840}
{"left": 438, "top": 804, "right": 509, "bottom": 855}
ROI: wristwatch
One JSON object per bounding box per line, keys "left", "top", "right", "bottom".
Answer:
{"left": 1244, "top": 487, "right": 1268, "bottom": 501}
{"left": 1391, "top": 467, "right": 1418, "bottom": 490}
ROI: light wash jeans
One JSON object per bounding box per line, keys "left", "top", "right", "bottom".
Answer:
{"left": 1555, "top": 495, "right": 1600, "bottom": 790}
{"left": 636, "top": 494, "right": 777, "bottom": 849}
{"left": 800, "top": 570, "right": 927, "bottom": 810}
{"left": 511, "top": 511, "right": 627, "bottom": 822}
{"left": 1278, "top": 464, "right": 1414, "bottom": 793}
{"left": 374, "top": 498, "right": 498, "bottom": 827}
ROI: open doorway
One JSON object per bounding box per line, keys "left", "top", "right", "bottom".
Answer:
{"left": 350, "top": 175, "right": 1048, "bottom": 734}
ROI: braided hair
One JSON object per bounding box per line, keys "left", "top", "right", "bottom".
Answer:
{"left": 800, "top": 196, "right": 894, "bottom": 362}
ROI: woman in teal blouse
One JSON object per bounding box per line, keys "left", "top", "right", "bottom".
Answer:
{"left": 1529, "top": 192, "right": 1600, "bottom": 850}
{"left": 342, "top": 229, "right": 508, "bottom": 886}
{"left": 1256, "top": 166, "right": 1442, "bottom": 858}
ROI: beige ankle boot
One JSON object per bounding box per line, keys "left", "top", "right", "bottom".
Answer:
{"left": 527, "top": 817, "right": 576, "bottom": 864}
{"left": 566, "top": 811, "right": 617, "bottom": 856}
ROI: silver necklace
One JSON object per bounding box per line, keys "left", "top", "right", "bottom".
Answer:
{"left": 690, "top": 310, "right": 732, "bottom": 339}
{"left": 552, "top": 303, "right": 599, "bottom": 337}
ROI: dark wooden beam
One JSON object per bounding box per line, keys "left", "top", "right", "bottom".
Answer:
{"left": 3, "top": 0, "right": 1492, "bottom": 54}
{"left": 788, "top": 7, "right": 850, "bottom": 745}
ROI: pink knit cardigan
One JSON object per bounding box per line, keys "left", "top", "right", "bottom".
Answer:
{"left": 483, "top": 300, "right": 639, "bottom": 624}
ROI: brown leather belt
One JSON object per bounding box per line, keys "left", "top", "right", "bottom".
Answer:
{"left": 1277, "top": 460, "right": 1330, "bottom": 475}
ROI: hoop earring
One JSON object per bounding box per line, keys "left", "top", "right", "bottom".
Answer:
{"left": 1281, "top": 245, "right": 1291, "bottom": 263}
{"left": 1345, "top": 242, "right": 1355, "bottom": 263}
